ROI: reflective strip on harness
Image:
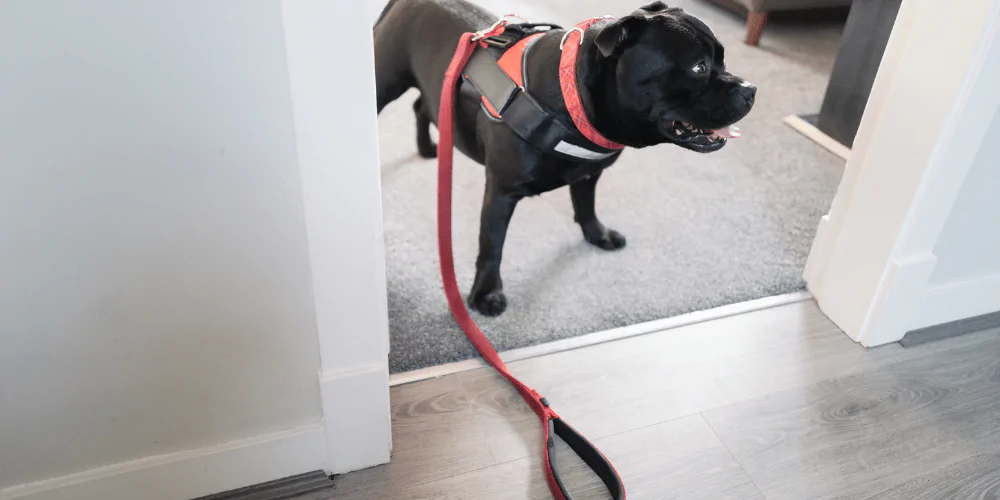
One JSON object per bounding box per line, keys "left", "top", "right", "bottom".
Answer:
{"left": 554, "top": 140, "right": 617, "bottom": 160}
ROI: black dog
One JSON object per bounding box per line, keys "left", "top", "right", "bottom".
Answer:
{"left": 374, "top": 0, "right": 755, "bottom": 316}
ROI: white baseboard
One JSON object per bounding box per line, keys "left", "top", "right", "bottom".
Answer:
{"left": 1, "top": 367, "right": 394, "bottom": 500}
{"left": 320, "top": 364, "right": 391, "bottom": 474}
{"left": 0, "top": 424, "right": 326, "bottom": 500}
{"left": 915, "top": 272, "right": 1000, "bottom": 330}
{"left": 856, "top": 253, "right": 938, "bottom": 346}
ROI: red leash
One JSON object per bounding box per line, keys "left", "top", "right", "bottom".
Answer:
{"left": 436, "top": 19, "right": 626, "bottom": 500}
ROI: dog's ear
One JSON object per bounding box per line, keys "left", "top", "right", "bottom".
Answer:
{"left": 594, "top": 16, "right": 646, "bottom": 57}
{"left": 640, "top": 1, "right": 670, "bottom": 11}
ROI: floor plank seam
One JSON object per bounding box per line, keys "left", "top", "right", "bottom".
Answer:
{"left": 684, "top": 365, "right": 862, "bottom": 421}
{"left": 484, "top": 442, "right": 501, "bottom": 466}
{"left": 583, "top": 411, "right": 705, "bottom": 443}
{"left": 395, "top": 457, "right": 504, "bottom": 493}
{"left": 699, "top": 413, "right": 769, "bottom": 499}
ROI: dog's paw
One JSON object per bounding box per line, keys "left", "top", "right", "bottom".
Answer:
{"left": 417, "top": 142, "right": 438, "bottom": 159}
{"left": 587, "top": 229, "right": 627, "bottom": 251}
{"left": 468, "top": 289, "right": 507, "bottom": 317}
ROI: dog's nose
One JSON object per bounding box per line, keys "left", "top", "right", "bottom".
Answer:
{"left": 733, "top": 81, "right": 756, "bottom": 107}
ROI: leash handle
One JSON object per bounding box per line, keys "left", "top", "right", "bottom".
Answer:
{"left": 543, "top": 400, "right": 627, "bottom": 500}
{"left": 437, "top": 27, "right": 626, "bottom": 500}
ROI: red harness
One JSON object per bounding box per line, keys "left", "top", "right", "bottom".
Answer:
{"left": 460, "top": 17, "right": 624, "bottom": 162}
{"left": 478, "top": 33, "right": 543, "bottom": 117}
{"left": 479, "top": 18, "right": 624, "bottom": 152}
{"left": 437, "top": 17, "right": 627, "bottom": 500}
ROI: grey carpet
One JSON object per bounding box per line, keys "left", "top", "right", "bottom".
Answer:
{"left": 377, "top": 0, "right": 847, "bottom": 373}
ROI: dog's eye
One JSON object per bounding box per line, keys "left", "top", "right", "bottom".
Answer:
{"left": 692, "top": 62, "right": 708, "bottom": 74}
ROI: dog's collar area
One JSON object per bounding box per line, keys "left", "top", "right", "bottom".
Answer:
{"left": 559, "top": 15, "right": 613, "bottom": 48}
{"left": 558, "top": 17, "right": 624, "bottom": 151}
{"left": 461, "top": 17, "right": 624, "bottom": 162}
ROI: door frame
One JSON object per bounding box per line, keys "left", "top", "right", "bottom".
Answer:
{"left": 282, "top": 0, "right": 392, "bottom": 474}
{"left": 289, "top": 0, "right": 1000, "bottom": 475}
{"left": 804, "top": 0, "right": 1000, "bottom": 346}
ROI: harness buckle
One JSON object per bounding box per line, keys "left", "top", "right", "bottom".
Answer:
{"left": 472, "top": 13, "right": 531, "bottom": 41}
{"left": 482, "top": 32, "right": 519, "bottom": 49}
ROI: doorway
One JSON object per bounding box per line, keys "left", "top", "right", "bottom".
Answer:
{"left": 372, "top": 0, "right": 856, "bottom": 376}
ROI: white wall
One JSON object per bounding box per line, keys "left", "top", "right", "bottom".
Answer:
{"left": 929, "top": 109, "right": 1000, "bottom": 285}
{"left": 0, "top": 0, "right": 330, "bottom": 495}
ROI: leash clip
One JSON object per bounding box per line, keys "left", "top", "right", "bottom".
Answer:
{"left": 472, "top": 13, "right": 531, "bottom": 41}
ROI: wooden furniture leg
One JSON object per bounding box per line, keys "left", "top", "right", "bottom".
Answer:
{"left": 745, "top": 11, "right": 768, "bottom": 46}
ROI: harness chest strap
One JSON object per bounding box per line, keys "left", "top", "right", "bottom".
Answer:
{"left": 496, "top": 32, "right": 540, "bottom": 87}
{"left": 438, "top": 20, "right": 627, "bottom": 500}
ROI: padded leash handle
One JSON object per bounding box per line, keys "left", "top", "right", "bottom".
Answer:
{"left": 543, "top": 401, "right": 626, "bottom": 500}
{"left": 437, "top": 25, "right": 626, "bottom": 500}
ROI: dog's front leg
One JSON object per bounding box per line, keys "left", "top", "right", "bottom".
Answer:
{"left": 468, "top": 176, "right": 520, "bottom": 317}
{"left": 571, "top": 173, "right": 627, "bottom": 250}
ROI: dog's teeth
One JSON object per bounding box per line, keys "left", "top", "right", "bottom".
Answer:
{"left": 675, "top": 128, "right": 683, "bottom": 135}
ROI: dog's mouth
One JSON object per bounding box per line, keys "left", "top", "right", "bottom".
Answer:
{"left": 665, "top": 120, "right": 741, "bottom": 153}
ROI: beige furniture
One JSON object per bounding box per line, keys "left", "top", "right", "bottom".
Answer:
{"left": 704, "top": 0, "right": 854, "bottom": 45}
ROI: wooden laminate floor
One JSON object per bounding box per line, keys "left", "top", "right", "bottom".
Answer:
{"left": 299, "top": 301, "right": 1000, "bottom": 499}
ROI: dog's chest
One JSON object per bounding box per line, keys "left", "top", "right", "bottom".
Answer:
{"left": 525, "top": 161, "right": 608, "bottom": 194}
{"left": 561, "top": 163, "right": 606, "bottom": 184}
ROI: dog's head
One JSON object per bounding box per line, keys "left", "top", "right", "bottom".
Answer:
{"left": 594, "top": 2, "right": 755, "bottom": 152}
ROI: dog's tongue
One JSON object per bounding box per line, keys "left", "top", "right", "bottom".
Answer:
{"left": 711, "top": 125, "right": 741, "bottom": 139}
